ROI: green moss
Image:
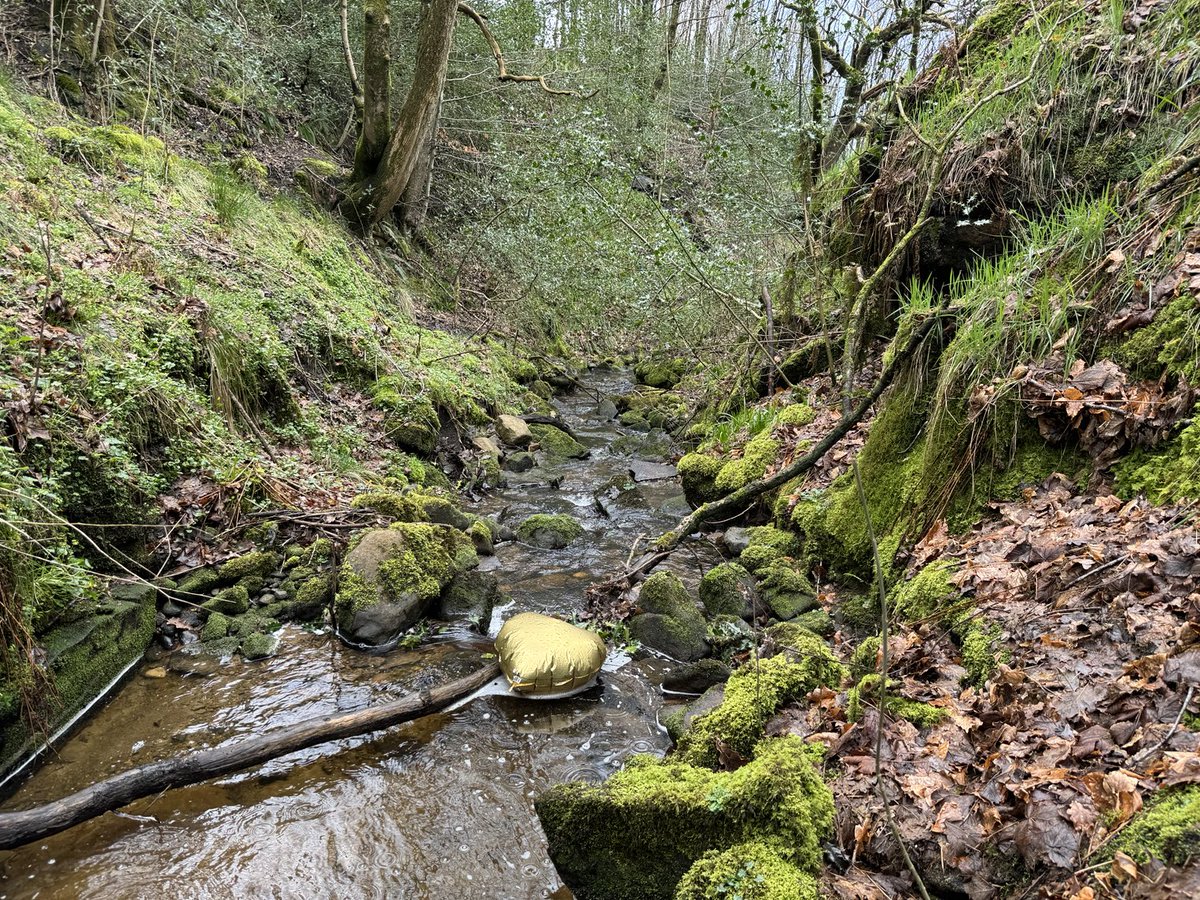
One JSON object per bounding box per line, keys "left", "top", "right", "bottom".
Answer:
{"left": 678, "top": 454, "right": 724, "bottom": 506}
{"left": 241, "top": 631, "right": 279, "bottom": 660}
{"left": 1108, "top": 786, "right": 1200, "bottom": 866}
{"left": 536, "top": 736, "right": 833, "bottom": 900}
{"left": 641, "top": 571, "right": 698, "bottom": 618}
{"left": 371, "top": 379, "right": 440, "bottom": 455}
{"left": 1114, "top": 414, "right": 1200, "bottom": 505}
{"left": 1114, "top": 293, "right": 1200, "bottom": 383}
{"left": 351, "top": 490, "right": 424, "bottom": 521}
{"left": 739, "top": 526, "right": 801, "bottom": 574}
{"left": 850, "top": 636, "right": 881, "bottom": 680}
{"left": 715, "top": 434, "right": 780, "bottom": 492}
{"left": 177, "top": 567, "right": 219, "bottom": 596}
{"left": 771, "top": 404, "right": 816, "bottom": 429}
{"left": 530, "top": 423, "right": 589, "bottom": 458}
{"left": 201, "top": 611, "right": 231, "bottom": 641}
{"left": 516, "top": 513, "right": 584, "bottom": 548}
{"left": 676, "top": 841, "right": 820, "bottom": 900}
{"left": 789, "top": 608, "right": 833, "bottom": 636}
{"left": 202, "top": 584, "right": 250, "bottom": 616}
{"left": 217, "top": 551, "right": 280, "bottom": 584}
{"left": 846, "top": 675, "right": 947, "bottom": 728}
{"left": 757, "top": 563, "right": 816, "bottom": 620}
{"left": 699, "top": 563, "right": 755, "bottom": 617}
{"left": 467, "top": 519, "right": 494, "bottom": 555}
{"left": 960, "top": 621, "right": 1005, "bottom": 685}
{"left": 675, "top": 643, "right": 844, "bottom": 768}
{"left": 891, "top": 560, "right": 960, "bottom": 622}
{"left": 635, "top": 356, "right": 687, "bottom": 389}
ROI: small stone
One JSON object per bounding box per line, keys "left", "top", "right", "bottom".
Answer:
{"left": 161, "top": 600, "right": 183, "bottom": 617}
{"left": 596, "top": 398, "right": 619, "bottom": 419}
{"left": 143, "top": 666, "right": 168, "bottom": 678}
{"left": 472, "top": 434, "right": 502, "bottom": 456}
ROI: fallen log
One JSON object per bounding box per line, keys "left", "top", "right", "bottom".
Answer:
{"left": 0, "top": 661, "right": 500, "bottom": 851}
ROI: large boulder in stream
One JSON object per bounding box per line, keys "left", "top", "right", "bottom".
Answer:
{"left": 516, "top": 514, "right": 584, "bottom": 549}
{"left": 535, "top": 735, "right": 832, "bottom": 900}
{"left": 334, "top": 523, "right": 478, "bottom": 646}
{"left": 628, "top": 571, "right": 708, "bottom": 662}
{"left": 531, "top": 423, "right": 589, "bottom": 459}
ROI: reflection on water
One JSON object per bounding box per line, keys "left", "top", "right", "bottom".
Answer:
{"left": 0, "top": 369, "right": 712, "bottom": 900}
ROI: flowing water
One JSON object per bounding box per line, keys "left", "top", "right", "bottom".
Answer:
{"left": 0, "top": 369, "right": 720, "bottom": 900}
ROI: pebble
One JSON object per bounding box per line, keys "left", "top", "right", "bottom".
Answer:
{"left": 143, "top": 666, "right": 167, "bottom": 678}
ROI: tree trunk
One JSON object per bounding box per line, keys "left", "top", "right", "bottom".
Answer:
{"left": 652, "top": 0, "right": 685, "bottom": 94}
{"left": 0, "top": 662, "right": 500, "bottom": 851}
{"left": 400, "top": 84, "right": 446, "bottom": 231}
{"left": 351, "top": 0, "right": 392, "bottom": 184}
{"left": 344, "top": 0, "right": 458, "bottom": 228}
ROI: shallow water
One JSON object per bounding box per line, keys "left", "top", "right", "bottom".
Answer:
{"left": 0, "top": 369, "right": 716, "bottom": 899}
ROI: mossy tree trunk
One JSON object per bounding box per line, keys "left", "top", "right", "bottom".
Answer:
{"left": 343, "top": 0, "right": 457, "bottom": 229}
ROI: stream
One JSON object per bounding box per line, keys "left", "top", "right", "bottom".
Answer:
{"left": 0, "top": 369, "right": 721, "bottom": 900}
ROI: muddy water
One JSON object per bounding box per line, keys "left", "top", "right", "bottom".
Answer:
{"left": 0, "top": 369, "right": 718, "bottom": 900}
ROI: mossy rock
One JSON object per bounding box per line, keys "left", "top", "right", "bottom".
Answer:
{"left": 334, "top": 523, "right": 477, "bottom": 646}
{"left": 675, "top": 841, "right": 820, "bottom": 900}
{"left": 757, "top": 562, "right": 816, "bottom": 620}
{"left": 351, "top": 490, "right": 425, "bottom": 522}
{"left": 530, "top": 424, "right": 588, "bottom": 459}
{"left": 201, "top": 584, "right": 250, "bottom": 616}
{"left": 372, "top": 378, "right": 441, "bottom": 456}
{"left": 516, "top": 513, "right": 584, "bottom": 549}
{"left": 467, "top": 519, "right": 495, "bottom": 555}
{"left": 738, "top": 526, "right": 801, "bottom": 574}
{"left": 678, "top": 454, "right": 723, "bottom": 507}
{"left": 417, "top": 495, "right": 472, "bottom": 531}
{"left": 217, "top": 551, "right": 280, "bottom": 585}
{"left": 640, "top": 572, "right": 698, "bottom": 618}
{"left": 675, "top": 632, "right": 844, "bottom": 768}
{"left": 241, "top": 631, "right": 280, "bottom": 660}
{"left": 629, "top": 613, "right": 709, "bottom": 662}
{"left": 200, "top": 611, "right": 231, "bottom": 642}
{"left": 707, "top": 615, "right": 754, "bottom": 660}
{"left": 662, "top": 658, "right": 732, "bottom": 695}
{"left": 846, "top": 674, "right": 947, "bottom": 728}
{"left": 699, "top": 563, "right": 757, "bottom": 619}
{"left": 535, "top": 736, "right": 832, "bottom": 900}
{"left": 433, "top": 570, "right": 501, "bottom": 630}
{"left": 789, "top": 608, "right": 832, "bottom": 636}
{"left": 1108, "top": 785, "right": 1200, "bottom": 866}
{"left": 295, "top": 157, "right": 343, "bottom": 206}
{"left": 635, "top": 356, "right": 687, "bottom": 390}
{"left": 715, "top": 433, "right": 779, "bottom": 493}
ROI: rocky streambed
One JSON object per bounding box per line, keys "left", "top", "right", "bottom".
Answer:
{"left": 0, "top": 369, "right": 723, "bottom": 899}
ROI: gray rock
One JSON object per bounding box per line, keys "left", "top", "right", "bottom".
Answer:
{"left": 628, "top": 612, "right": 708, "bottom": 662}
{"left": 504, "top": 451, "right": 536, "bottom": 473}
{"left": 472, "top": 434, "right": 502, "bottom": 456}
{"left": 434, "top": 571, "right": 501, "bottom": 630}
{"left": 596, "top": 398, "right": 619, "bottom": 419}
{"left": 662, "top": 658, "right": 730, "bottom": 694}
{"left": 496, "top": 414, "right": 533, "bottom": 447}
{"left": 723, "top": 527, "right": 753, "bottom": 555}
{"left": 628, "top": 460, "right": 677, "bottom": 482}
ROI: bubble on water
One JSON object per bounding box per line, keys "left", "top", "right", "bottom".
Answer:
{"left": 562, "top": 764, "right": 607, "bottom": 784}
{"left": 522, "top": 865, "right": 541, "bottom": 878}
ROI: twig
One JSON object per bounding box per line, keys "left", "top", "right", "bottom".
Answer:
{"left": 1130, "top": 685, "right": 1195, "bottom": 767}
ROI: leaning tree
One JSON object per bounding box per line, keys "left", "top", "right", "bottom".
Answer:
{"left": 338, "top": 0, "right": 584, "bottom": 231}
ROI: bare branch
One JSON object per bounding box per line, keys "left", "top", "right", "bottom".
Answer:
{"left": 456, "top": 2, "right": 592, "bottom": 98}
{"left": 341, "top": 0, "right": 363, "bottom": 110}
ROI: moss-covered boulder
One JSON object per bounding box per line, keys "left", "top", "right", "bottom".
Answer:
{"left": 217, "top": 551, "right": 280, "bottom": 583}
{"left": 714, "top": 433, "right": 779, "bottom": 493}
{"left": 675, "top": 841, "right": 820, "bottom": 900}
{"left": 1, "top": 582, "right": 156, "bottom": 778}
{"left": 531, "top": 423, "right": 589, "bottom": 459}
{"left": 334, "top": 523, "right": 477, "bottom": 646}
{"left": 617, "top": 389, "right": 688, "bottom": 432}
{"left": 516, "top": 513, "right": 584, "bottom": 549}
{"left": 674, "top": 630, "right": 844, "bottom": 768}
{"left": 372, "top": 377, "right": 440, "bottom": 455}
{"left": 757, "top": 563, "right": 817, "bottom": 620}
{"left": 535, "top": 736, "right": 832, "bottom": 900}
{"left": 635, "top": 356, "right": 687, "bottom": 389}
{"left": 433, "top": 570, "right": 501, "bottom": 630}
{"left": 630, "top": 572, "right": 709, "bottom": 661}
{"left": 678, "top": 454, "right": 723, "bottom": 507}
{"left": 699, "top": 562, "right": 758, "bottom": 618}
{"left": 738, "top": 526, "right": 801, "bottom": 573}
